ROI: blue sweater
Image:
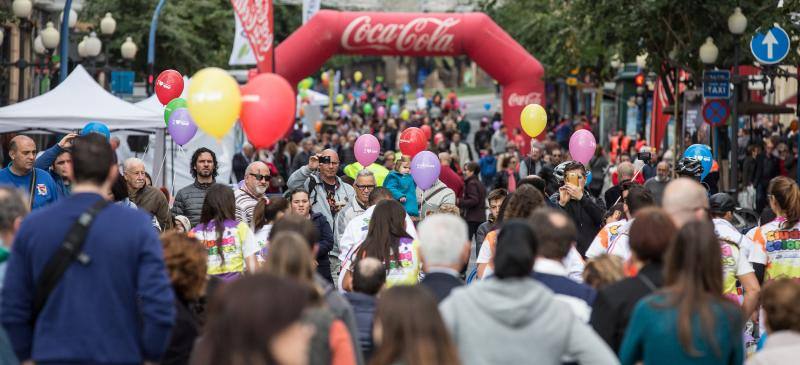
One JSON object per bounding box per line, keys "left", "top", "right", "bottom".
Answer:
{"left": 34, "top": 145, "right": 71, "bottom": 198}
{"left": 384, "top": 171, "right": 419, "bottom": 216}
{"left": 619, "top": 293, "right": 743, "bottom": 365}
{"left": 0, "top": 193, "right": 175, "bottom": 364}
{"left": 0, "top": 166, "right": 58, "bottom": 210}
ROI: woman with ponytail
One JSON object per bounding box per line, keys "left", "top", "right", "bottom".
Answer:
{"left": 750, "top": 176, "right": 800, "bottom": 283}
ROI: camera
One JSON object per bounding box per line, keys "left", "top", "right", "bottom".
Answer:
{"left": 318, "top": 156, "right": 331, "bottom": 164}
{"left": 637, "top": 152, "right": 652, "bottom": 164}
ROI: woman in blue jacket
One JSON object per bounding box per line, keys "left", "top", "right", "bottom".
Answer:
{"left": 383, "top": 156, "right": 418, "bottom": 217}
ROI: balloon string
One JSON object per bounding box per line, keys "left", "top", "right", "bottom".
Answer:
{"left": 611, "top": 166, "right": 643, "bottom": 207}
{"left": 153, "top": 150, "right": 168, "bottom": 187}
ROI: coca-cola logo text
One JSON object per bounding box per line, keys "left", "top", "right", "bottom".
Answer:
{"left": 341, "top": 16, "right": 460, "bottom": 53}
{"left": 507, "top": 92, "right": 543, "bottom": 107}
{"left": 231, "top": 0, "right": 274, "bottom": 63}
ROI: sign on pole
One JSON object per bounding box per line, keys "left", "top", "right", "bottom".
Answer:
{"left": 702, "top": 70, "right": 731, "bottom": 99}
{"left": 750, "top": 25, "right": 791, "bottom": 65}
{"left": 702, "top": 99, "right": 730, "bottom": 127}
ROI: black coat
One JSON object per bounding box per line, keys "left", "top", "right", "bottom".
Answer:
{"left": 311, "top": 212, "right": 334, "bottom": 283}
{"left": 755, "top": 153, "right": 780, "bottom": 187}
{"left": 420, "top": 271, "right": 464, "bottom": 303}
{"left": 344, "top": 292, "right": 377, "bottom": 361}
{"left": 550, "top": 192, "right": 604, "bottom": 255}
{"left": 589, "top": 263, "right": 663, "bottom": 353}
{"left": 232, "top": 153, "right": 250, "bottom": 182}
{"left": 162, "top": 298, "right": 201, "bottom": 365}
{"left": 459, "top": 175, "right": 487, "bottom": 223}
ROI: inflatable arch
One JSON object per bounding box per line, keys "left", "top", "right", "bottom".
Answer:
{"left": 274, "top": 10, "right": 545, "bottom": 149}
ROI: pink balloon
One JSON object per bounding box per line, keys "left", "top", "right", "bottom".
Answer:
{"left": 377, "top": 105, "right": 386, "bottom": 118}
{"left": 569, "top": 129, "right": 597, "bottom": 165}
{"left": 410, "top": 151, "right": 441, "bottom": 190}
{"left": 354, "top": 134, "right": 380, "bottom": 166}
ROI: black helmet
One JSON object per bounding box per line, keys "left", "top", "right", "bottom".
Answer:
{"left": 709, "top": 193, "right": 737, "bottom": 214}
{"left": 676, "top": 157, "right": 703, "bottom": 178}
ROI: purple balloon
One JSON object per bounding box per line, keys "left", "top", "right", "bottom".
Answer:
{"left": 410, "top": 150, "right": 441, "bottom": 190}
{"left": 168, "top": 108, "right": 198, "bottom": 146}
{"left": 568, "top": 129, "right": 597, "bottom": 165}
{"left": 492, "top": 121, "right": 502, "bottom": 131}
{"left": 354, "top": 134, "right": 380, "bottom": 166}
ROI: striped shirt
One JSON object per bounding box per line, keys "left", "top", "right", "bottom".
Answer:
{"left": 234, "top": 186, "right": 265, "bottom": 227}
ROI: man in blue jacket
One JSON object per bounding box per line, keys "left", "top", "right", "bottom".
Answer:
{"left": 34, "top": 133, "right": 77, "bottom": 198}
{"left": 1, "top": 133, "right": 175, "bottom": 364}
{"left": 0, "top": 135, "right": 58, "bottom": 210}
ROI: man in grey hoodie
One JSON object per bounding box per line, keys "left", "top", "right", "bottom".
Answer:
{"left": 439, "top": 220, "right": 618, "bottom": 365}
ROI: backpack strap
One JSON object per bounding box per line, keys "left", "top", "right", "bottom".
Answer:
{"left": 31, "top": 198, "right": 110, "bottom": 323}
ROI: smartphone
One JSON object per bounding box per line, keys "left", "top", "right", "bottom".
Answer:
{"left": 637, "top": 152, "right": 651, "bottom": 164}
{"left": 566, "top": 172, "right": 580, "bottom": 187}
{"left": 318, "top": 156, "right": 331, "bottom": 164}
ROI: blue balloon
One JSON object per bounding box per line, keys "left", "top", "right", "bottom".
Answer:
{"left": 402, "top": 83, "right": 411, "bottom": 93}
{"left": 585, "top": 171, "right": 592, "bottom": 187}
{"left": 483, "top": 102, "right": 491, "bottom": 111}
{"left": 683, "top": 144, "right": 713, "bottom": 180}
{"left": 390, "top": 104, "right": 400, "bottom": 116}
{"left": 81, "top": 121, "right": 110, "bottom": 140}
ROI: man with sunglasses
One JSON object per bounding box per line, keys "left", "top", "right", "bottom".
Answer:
{"left": 235, "top": 161, "right": 270, "bottom": 226}
{"left": 287, "top": 149, "right": 355, "bottom": 235}
{"left": 35, "top": 133, "right": 77, "bottom": 198}
{"left": 333, "top": 169, "right": 377, "bottom": 284}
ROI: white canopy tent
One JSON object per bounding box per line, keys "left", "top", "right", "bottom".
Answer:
{"left": 0, "top": 65, "right": 164, "bottom": 131}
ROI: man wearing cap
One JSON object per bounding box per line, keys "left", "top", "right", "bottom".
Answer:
{"left": 0, "top": 136, "right": 59, "bottom": 210}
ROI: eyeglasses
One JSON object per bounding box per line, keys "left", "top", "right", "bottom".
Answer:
{"left": 249, "top": 173, "right": 271, "bottom": 181}
{"left": 355, "top": 184, "right": 376, "bottom": 191}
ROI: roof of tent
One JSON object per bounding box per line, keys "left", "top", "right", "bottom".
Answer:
{"left": 0, "top": 65, "right": 164, "bottom": 132}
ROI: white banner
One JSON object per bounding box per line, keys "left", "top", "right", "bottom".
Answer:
{"left": 229, "top": 13, "right": 257, "bottom": 66}
{"left": 302, "top": 0, "right": 321, "bottom": 24}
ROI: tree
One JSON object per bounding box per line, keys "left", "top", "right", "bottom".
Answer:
{"left": 81, "top": 0, "right": 301, "bottom": 77}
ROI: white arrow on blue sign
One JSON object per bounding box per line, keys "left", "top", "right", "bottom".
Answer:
{"left": 750, "top": 25, "right": 791, "bottom": 65}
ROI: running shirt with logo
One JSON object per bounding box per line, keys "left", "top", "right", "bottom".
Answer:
{"left": 749, "top": 217, "right": 800, "bottom": 281}
{"left": 586, "top": 219, "right": 631, "bottom": 260}
{"left": 340, "top": 237, "right": 421, "bottom": 288}
{"left": 720, "top": 239, "right": 754, "bottom": 304}
{"left": 253, "top": 224, "right": 272, "bottom": 263}
{"left": 189, "top": 219, "right": 259, "bottom": 280}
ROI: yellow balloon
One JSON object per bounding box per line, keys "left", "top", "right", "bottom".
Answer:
{"left": 400, "top": 109, "right": 410, "bottom": 121}
{"left": 354, "top": 71, "right": 363, "bottom": 82}
{"left": 187, "top": 67, "right": 242, "bottom": 139}
{"left": 520, "top": 104, "right": 547, "bottom": 138}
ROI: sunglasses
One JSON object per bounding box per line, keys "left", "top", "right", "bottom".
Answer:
{"left": 355, "top": 184, "right": 376, "bottom": 191}
{"left": 249, "top": 173, "right": 271, "bottom": 181}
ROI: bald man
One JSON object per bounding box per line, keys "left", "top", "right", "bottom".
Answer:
{"left": 662, "top": 178, "right": 710, "bottom": 228}
{"left": 123, "top": 157, "right": 173, "bottom": 230}
{"left": 0, "top": 135, "right": 59, "bottom": 209}
{"left": 235, "top": 161, "right": 270, "bottom": 225}
{"left": 287, "top": 148, "right": 355, "bottom": 235}
{"left": 438, "top": 151, "right": 464, "bottom": 198}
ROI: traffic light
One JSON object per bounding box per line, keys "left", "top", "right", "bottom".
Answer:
{"left": 634, "top": 72, "right": 645, "bottom": 87}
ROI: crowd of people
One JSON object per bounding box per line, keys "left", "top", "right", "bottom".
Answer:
{"left": 0, "top": 82, "right": 799, "bottom": 365}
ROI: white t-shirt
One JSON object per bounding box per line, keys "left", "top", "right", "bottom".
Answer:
{"left": 713, "top": 218, "right": 756, "bottom": 261}
{"left": 337, "top": 205, "right": 418, "bottom": 263}
{"left": 586, "top": 219, "right": 631, "bottom": 260}
{"left": 253, "top": 224, "right": 272, "bottom": 263}
{"left": 477, "top": 229, "right": 584, "bottom": 282}
{"left": 748, "top": 218, "right": 800, "bottom": 281}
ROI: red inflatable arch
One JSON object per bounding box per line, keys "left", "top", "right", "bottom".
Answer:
{"left": 275, "top": 10, "right": 545, "bottom": 151}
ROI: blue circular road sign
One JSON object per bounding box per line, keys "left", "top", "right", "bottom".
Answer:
{"left": 750, "top": 26, "right": 791, "bottom": 65}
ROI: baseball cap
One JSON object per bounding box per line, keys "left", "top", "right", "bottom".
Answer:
{"left": 709, "top": 193, "right": 737, "bottom": 213}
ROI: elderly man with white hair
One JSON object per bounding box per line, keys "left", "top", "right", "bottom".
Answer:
{"left": 235, "top": 161, "right": 270, "bottom": 226}
{"left": 418, "top": 214, "right": 470, "bottom": 303}
{"left": 333, "top": 169, "right": 377, "bottom": 283}
{"left": 123, "top": 157, "right": 172, "bottom": 230}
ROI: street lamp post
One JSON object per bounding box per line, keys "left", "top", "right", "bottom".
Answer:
{"left": 699, "top": 37, "right": 719, "bottom": 160}
{"left": 728, "top": 7, "right": 747, "bottom": 196}
{"left": 12, "top": 0, "right": 33, "bottom": 102}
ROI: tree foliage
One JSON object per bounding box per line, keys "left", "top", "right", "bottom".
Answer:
{"left": 81, "top": 0, "right": 301, "bottom": 76}
{"left": 485, "top": 0, "right": 800, "bottom": 82}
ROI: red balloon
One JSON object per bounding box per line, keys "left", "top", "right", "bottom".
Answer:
{"left": 240, "top": 73, "right": 296, "bottom": 149}
{"left": 420, "top": 124, "right": 432, "bottom": 140}
{"left": 155, "top": 70, "right": 184, "bottom": 105}
{"left": 434, "top": 132, "right": 445, "bottom": 145}
{"left": 398, "top": 127, "right": 427, "bottom": 157}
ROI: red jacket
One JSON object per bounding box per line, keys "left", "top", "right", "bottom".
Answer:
{"left": 439, "top": 166, "right": 464, "bottom": 198}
